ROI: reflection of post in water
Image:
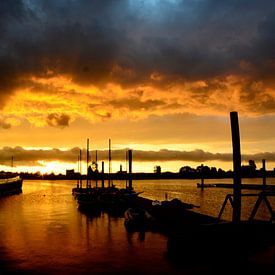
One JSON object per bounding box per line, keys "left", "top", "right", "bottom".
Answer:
{"left": 138, "top": 231, "right": 145, "bottom": 242}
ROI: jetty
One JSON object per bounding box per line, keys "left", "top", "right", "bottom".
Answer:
{"left": 197, "top": 182, "right": 275, "bottom": 190}
{"left": 167, "top": 112, "right": 275, "bottom": 266}
{"left": 73, "top": 113, "right": 275, "bottom": 268}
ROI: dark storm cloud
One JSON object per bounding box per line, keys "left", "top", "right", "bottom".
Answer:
{"left": 0, "top": 119, "right": 11, "bottom": 129}
{"left": 1, "top": 0, "right": 275, "bottom": 107}
{"left": 46, "top": 113, "right": 70, "bottom": 127}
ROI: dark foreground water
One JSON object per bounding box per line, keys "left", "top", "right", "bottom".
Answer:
{"left": 0, "top": 179, "right": 274, "bottom": 274}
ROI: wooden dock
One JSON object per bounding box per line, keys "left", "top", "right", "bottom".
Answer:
{"left": 126, "top": 196, "right": 218, "bottom": 234}
{"left": 197, "top": 182, "right": 275, "bottom": 190}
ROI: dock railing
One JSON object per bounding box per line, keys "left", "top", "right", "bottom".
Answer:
{"left": 217, "top": 191, "right": 275, "bottom": 223}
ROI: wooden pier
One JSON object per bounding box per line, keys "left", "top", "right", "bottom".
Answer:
{"left": 197, "top": 182, "right": 275, "bottom": 190}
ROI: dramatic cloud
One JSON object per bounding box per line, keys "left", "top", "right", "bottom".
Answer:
{"left": 1, "top": 146, "right": 275, "bottom": 167}
{"left": 46, "top": 113, "right": 70, "bottom": 127}
{"left": 1, "top": 0, "right": 275, "bottom": 123}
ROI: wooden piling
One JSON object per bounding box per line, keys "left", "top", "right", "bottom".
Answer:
{"left": 86, "top": 138, "right": 90, "bottom": 188}
{"left": 262, "top": 159, "right": 266, "bottom": 188}
{"left": 200, "top": 164, "right": 204, "bottom": 190}
{"left": 128, "top": 149, "right": 133, "bottom": 190}
{"left": 101, "top": 161, "right": 104, "bottom": 188}
{"left": 108, "top": 139, "right": 111, "bottom": 188}
{"left": 125, "top": 149, "right": 128, "bottom": 188}
{"left": 230, "top": 111, "right": 242, "bottom": 223}
{"left": 95, "top": 150, "right": 98, "bottom": 188}
{"left": 79, "top": 149, "right": 82, "bottom": 188}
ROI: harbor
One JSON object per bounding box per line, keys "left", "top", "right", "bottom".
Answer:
{"left": 2, "top": 1, "right": 275, "bottom": 274}
{"left": 1, "top": 178, "right": 274, "bottom": 274}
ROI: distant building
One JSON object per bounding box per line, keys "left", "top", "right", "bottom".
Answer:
{"left": 66, "top": 169, "right": 75, "bottom": 178}
{"left": 154, "top": 166, "right": 161, "bottom": 174}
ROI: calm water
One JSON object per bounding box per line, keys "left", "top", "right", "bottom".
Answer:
{"left": 0, "top": 179, "right": 274, "bottom": 274}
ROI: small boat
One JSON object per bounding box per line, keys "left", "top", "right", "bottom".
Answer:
{"left": 124, "top": 207, "right": 153, "bottom": 230}
{"left": 0, "top": 176, "right": 23, "bottom": 196}
{"left": 77, "top": 191, "right": 102, "bottom": 210}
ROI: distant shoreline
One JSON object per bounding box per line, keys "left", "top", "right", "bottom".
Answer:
{"left": 4, "top": 171, "right": 274, "bottom": 181}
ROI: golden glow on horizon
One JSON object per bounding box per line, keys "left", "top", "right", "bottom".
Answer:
{"left": 2, "top": 159, "right": 275, "bottom": 175}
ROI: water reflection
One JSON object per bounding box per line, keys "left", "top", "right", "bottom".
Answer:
{"left": 0, "top": 179, "right": 274, "bottom": 274}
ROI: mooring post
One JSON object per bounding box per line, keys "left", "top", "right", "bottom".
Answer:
{"left": 86, "top": 138, "right": 90, "bottom": 188}
{"left": 262, "top": 159, "right": 266, "bottom": 188}
{"left": 101, "top": 161, "right": 105, "bottom": 188}
{"left": 128, "top": 149, "right": 133, "bottom": 190}
{"left": 230, "top": 111, "right": 242, "bottom": 223}
{"left": 108, "top": 138, "right": 111, "bottom": 188}
{"left": 200, "top": 164, "right": 204, "bottom": 190}
{"left": 79, "top": 149, "right": 82, "bottom": 188}
{"left": 125, "top": 150, "right": 128, "bottom": 189}
{"left": 95, "top": 150, "right": 98, "bottom": 188}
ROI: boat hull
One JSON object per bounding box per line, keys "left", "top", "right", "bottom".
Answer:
{"left": 0, "top": 177, "right": 23, "bottom": 196}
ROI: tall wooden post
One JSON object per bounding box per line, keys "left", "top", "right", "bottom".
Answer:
{"left": 101, "top": 161, "right": 105, "bottom": 188}
{"left": 262, "top": 159, "right": 266, "bottom": 188}
{"left": 126, "top": 150, "right": 128, "bottom": 188}
{"left": 108, "top": 139, "right": 111, "bottom": 188}
{"left": 77, "top": 155, "right": 79, "bottom": 188}
{"left": 86, "top": 138, "right": 90, "bottom": 188}
{"left": 128, "top": 149, "right": 133, "bottom": 190}
{"left": 200, "top": 164, "right": 204, "bottom": 190}
{"left": 230, "top": 111, "right": 242, "bottom": 223}
{"left": 79, "top": 149, "right": 82, "bottom": 188}
{"left": 95, "top": 150, "right": 98, "bottom": 188}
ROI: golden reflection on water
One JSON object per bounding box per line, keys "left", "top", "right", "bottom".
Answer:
{"left": 0, "top": 181, "right": 174, "bottom": 274}
{"left": 0, "top": 179, "right": 274, "bottom": 274}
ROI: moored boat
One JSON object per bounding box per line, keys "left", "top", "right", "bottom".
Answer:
{"left": 124, "top": 207, "right": 154, "bottom": 231}
{"left": 0, "top": 176, "right": 23, "bottom": 196}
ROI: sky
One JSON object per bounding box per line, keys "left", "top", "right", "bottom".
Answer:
{"left": 1, "top": 0, "right": 275, "bottom": 174}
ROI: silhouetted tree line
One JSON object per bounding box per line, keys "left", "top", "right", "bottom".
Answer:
{"left": 0, "top": 159, "right": 273, "bottom": 180}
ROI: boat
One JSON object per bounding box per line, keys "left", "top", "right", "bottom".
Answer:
{"left": 124, "top": 207, "right": 154, "bottom": 230}
{"left": 77, "top": 187, "right": 142, "bottom": 214}
{"left": 0, "top": 176, "right": 23, "bottom": 196}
